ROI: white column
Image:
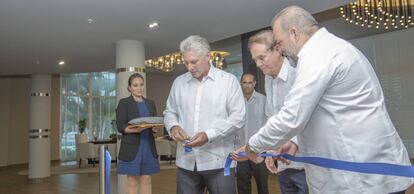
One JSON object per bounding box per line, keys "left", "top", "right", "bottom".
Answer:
{"left": 116, "top": 40, "right": 146, "bottom": 194}
{"left": 28, "top": 74, "right": 51, "bottom": 179}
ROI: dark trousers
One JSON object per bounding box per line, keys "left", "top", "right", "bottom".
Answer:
{"left": 278, "top": 168, "right": 308, "bottom": 194}
{"left": 177, "top": 166, "right": 236, "bottom": 194}
{"left": 236, "top": 160, "right": 269, "bottom": 194}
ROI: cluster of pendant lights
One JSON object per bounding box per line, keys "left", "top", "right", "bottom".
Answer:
{"left": 145, "top": 51, "right": 230, "bottom": 72}
{"left": 340, "top": 0, "right": 413, "bottom": 30}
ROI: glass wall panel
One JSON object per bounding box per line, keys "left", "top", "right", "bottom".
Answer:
{"left": 60, "top": 72, "right": 116, "bottom": 160}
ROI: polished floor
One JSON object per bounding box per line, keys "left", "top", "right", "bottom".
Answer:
{"left": 0, "top": 161, "right": 280, "bottom": 194}
{"left": 0, "top": 161, "right": 413, "bottom": 194}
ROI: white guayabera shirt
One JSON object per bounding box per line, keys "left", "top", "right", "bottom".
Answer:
{"left": 249, "top": 28, "right": 413, "bottom": 193}
{"left": 164, "top": 65, "right": 245, "bottom": 171}
{"left": 264, "top": 57, "right": 304, "bottom": 171}
{"left": 236, "top": 90, "right": 266, "bottom": 147}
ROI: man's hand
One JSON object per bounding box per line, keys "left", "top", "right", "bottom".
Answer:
{"left": 231, "top": 146, "right": 248, "bottom": 162}
{"left": 231, "top": 145, "right": 264, "bottom": 163}
{"left": 170, "top": 126, "right": 189, "bottom": 142}
{"left": 265, "top": 151, "right": 278, "bottom": 174}
{"left": 186, "top": 132, "right": 208, "bottom": 147}
{"left": 245, "top": 145, "right": 264, "bottom": 164}
{"left": 265, "top": 141, "right": 298, "bottom": 173}
{"left": 277, "top": 140, "right": 298, "bottom": 165}
{"left": 232, "top": 141, "right": 298, "bottom": 172}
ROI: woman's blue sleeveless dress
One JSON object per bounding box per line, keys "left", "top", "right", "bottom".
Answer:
{"left": 117, "top": 101, "right": 160, "bottom": 175}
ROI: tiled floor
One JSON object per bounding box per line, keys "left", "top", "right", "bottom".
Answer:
{"left": 0, "top": 161, "right": 413, "bottom": 194}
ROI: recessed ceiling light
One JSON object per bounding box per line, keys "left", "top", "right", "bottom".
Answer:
{"left": 147, "top": 22, "right": 159, "bottom": 29}
{"left": 87, "top": 18, "right": 94, "bottom": 24}
{"left": 58, "top": 60, "right": 65, "bottom": 66}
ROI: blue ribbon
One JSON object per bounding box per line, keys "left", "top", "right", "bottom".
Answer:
{"left": 183, "top": 140, "right": 193, "bottom": 153}
{"left": 224, "top": 152, "right": 414, "bottom": 178}
{"left": 184, "top": 146, "right": 193, "bottom": 152}
{"left": 104, "top": 149, "right": 112, "bottom": 194}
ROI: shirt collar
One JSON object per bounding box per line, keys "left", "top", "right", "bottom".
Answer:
{"left": 264, "top": 57, "right": 290, "bottom": 82}
{"left": 277, "top": 57, "right": 290, "bottom": 82}
{"left": 186, "top": 63, "right": 217, "bottom": 83}
{"left": 297, "top": 27, "right": 328, "bottom": 59}
{"left": 246, "top": 90, "right": 258, "bottom": 102}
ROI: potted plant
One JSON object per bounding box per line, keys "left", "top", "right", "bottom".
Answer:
{"left": 109, "top": 119, "right": 118, "bottom": 141}
{"left": 76, "top": 119, "right": 88, "bottom": 144}
{"left": 78, "top": 119, "right": 87, "bottom": 134}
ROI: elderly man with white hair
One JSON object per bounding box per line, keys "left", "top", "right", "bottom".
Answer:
{"left": 238, "top": 6, "right": 413, "bottom": 194}
{"left": 164, "top": 35, "right": 245, "bottom": 194}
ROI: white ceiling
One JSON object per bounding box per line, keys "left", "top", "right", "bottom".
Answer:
{"left": 0, "top": 0, "right": 352, "bottom": 76}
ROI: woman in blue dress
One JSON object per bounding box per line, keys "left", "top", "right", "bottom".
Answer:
{"left": 116, "top": 73, "right": 160, "bottom": 194}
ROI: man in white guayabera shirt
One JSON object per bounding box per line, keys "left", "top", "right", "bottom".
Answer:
{"left": 163, "top": 35, "right": 245, "bottom": 194}
{"left": 240, "top": 6, "right": 413, "bottom": 194}
{"left": 247, "top": 30, "right": 308, "bottom": 194}
{"left": 236, "top": 72, "right": 269, "bottom": 194}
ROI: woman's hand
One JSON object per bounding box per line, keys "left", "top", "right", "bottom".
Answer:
{"left": 124, "top": 125, "right": 148, "bottom": 133}
{"left": 152, "top": 127, "right": 160, "bottom": 133}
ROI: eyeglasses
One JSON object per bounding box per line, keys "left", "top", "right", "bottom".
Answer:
{"left": 252, "top": 50, "right": 273, "bottom": 63}
{"left": 252, "top": 45, "right": 282, "bottom": 63}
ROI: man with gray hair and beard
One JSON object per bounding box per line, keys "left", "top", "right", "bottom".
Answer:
{"left": 164, "top": 35, "right": 245, "bottom": 194}
{"left": 238, "top": 6, "right": 413, "bottom": 194}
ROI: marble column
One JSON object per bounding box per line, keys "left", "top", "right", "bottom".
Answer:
{"left": 116, "top": 40, "right": 146, "bottom": 194}
{"left": 28, "top": 74, "right": 51, "bottom": 179}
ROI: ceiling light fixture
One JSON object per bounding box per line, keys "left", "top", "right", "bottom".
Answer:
{"left": 147, "top": 22, "right": 159, "bottom": 29}
{"left": 340, "top": 0, "right": 413, "bottom": 30}
{"left": 58, "top": 60, "right": 65, "bottom": 66}
{"left": 87, "top": 18, "right": 94, "bottom": 24}
{"left": 145, "top": 51, "right": 230, "bottom": 72}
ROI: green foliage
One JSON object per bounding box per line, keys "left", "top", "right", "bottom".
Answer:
{"left": 78, "top": 118, "right": 87, "bottom": 134}
{"left": 110, "top": 119, "right": 117, "bottom": 132}
{"left": 110, "top": 119, "right": 116, "bottom": 127}
{"left": 109, "top": 133, "right": 117, "bottom": 140}
{"left": 110, "top": 119, "right": 117, "bottom": 140}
